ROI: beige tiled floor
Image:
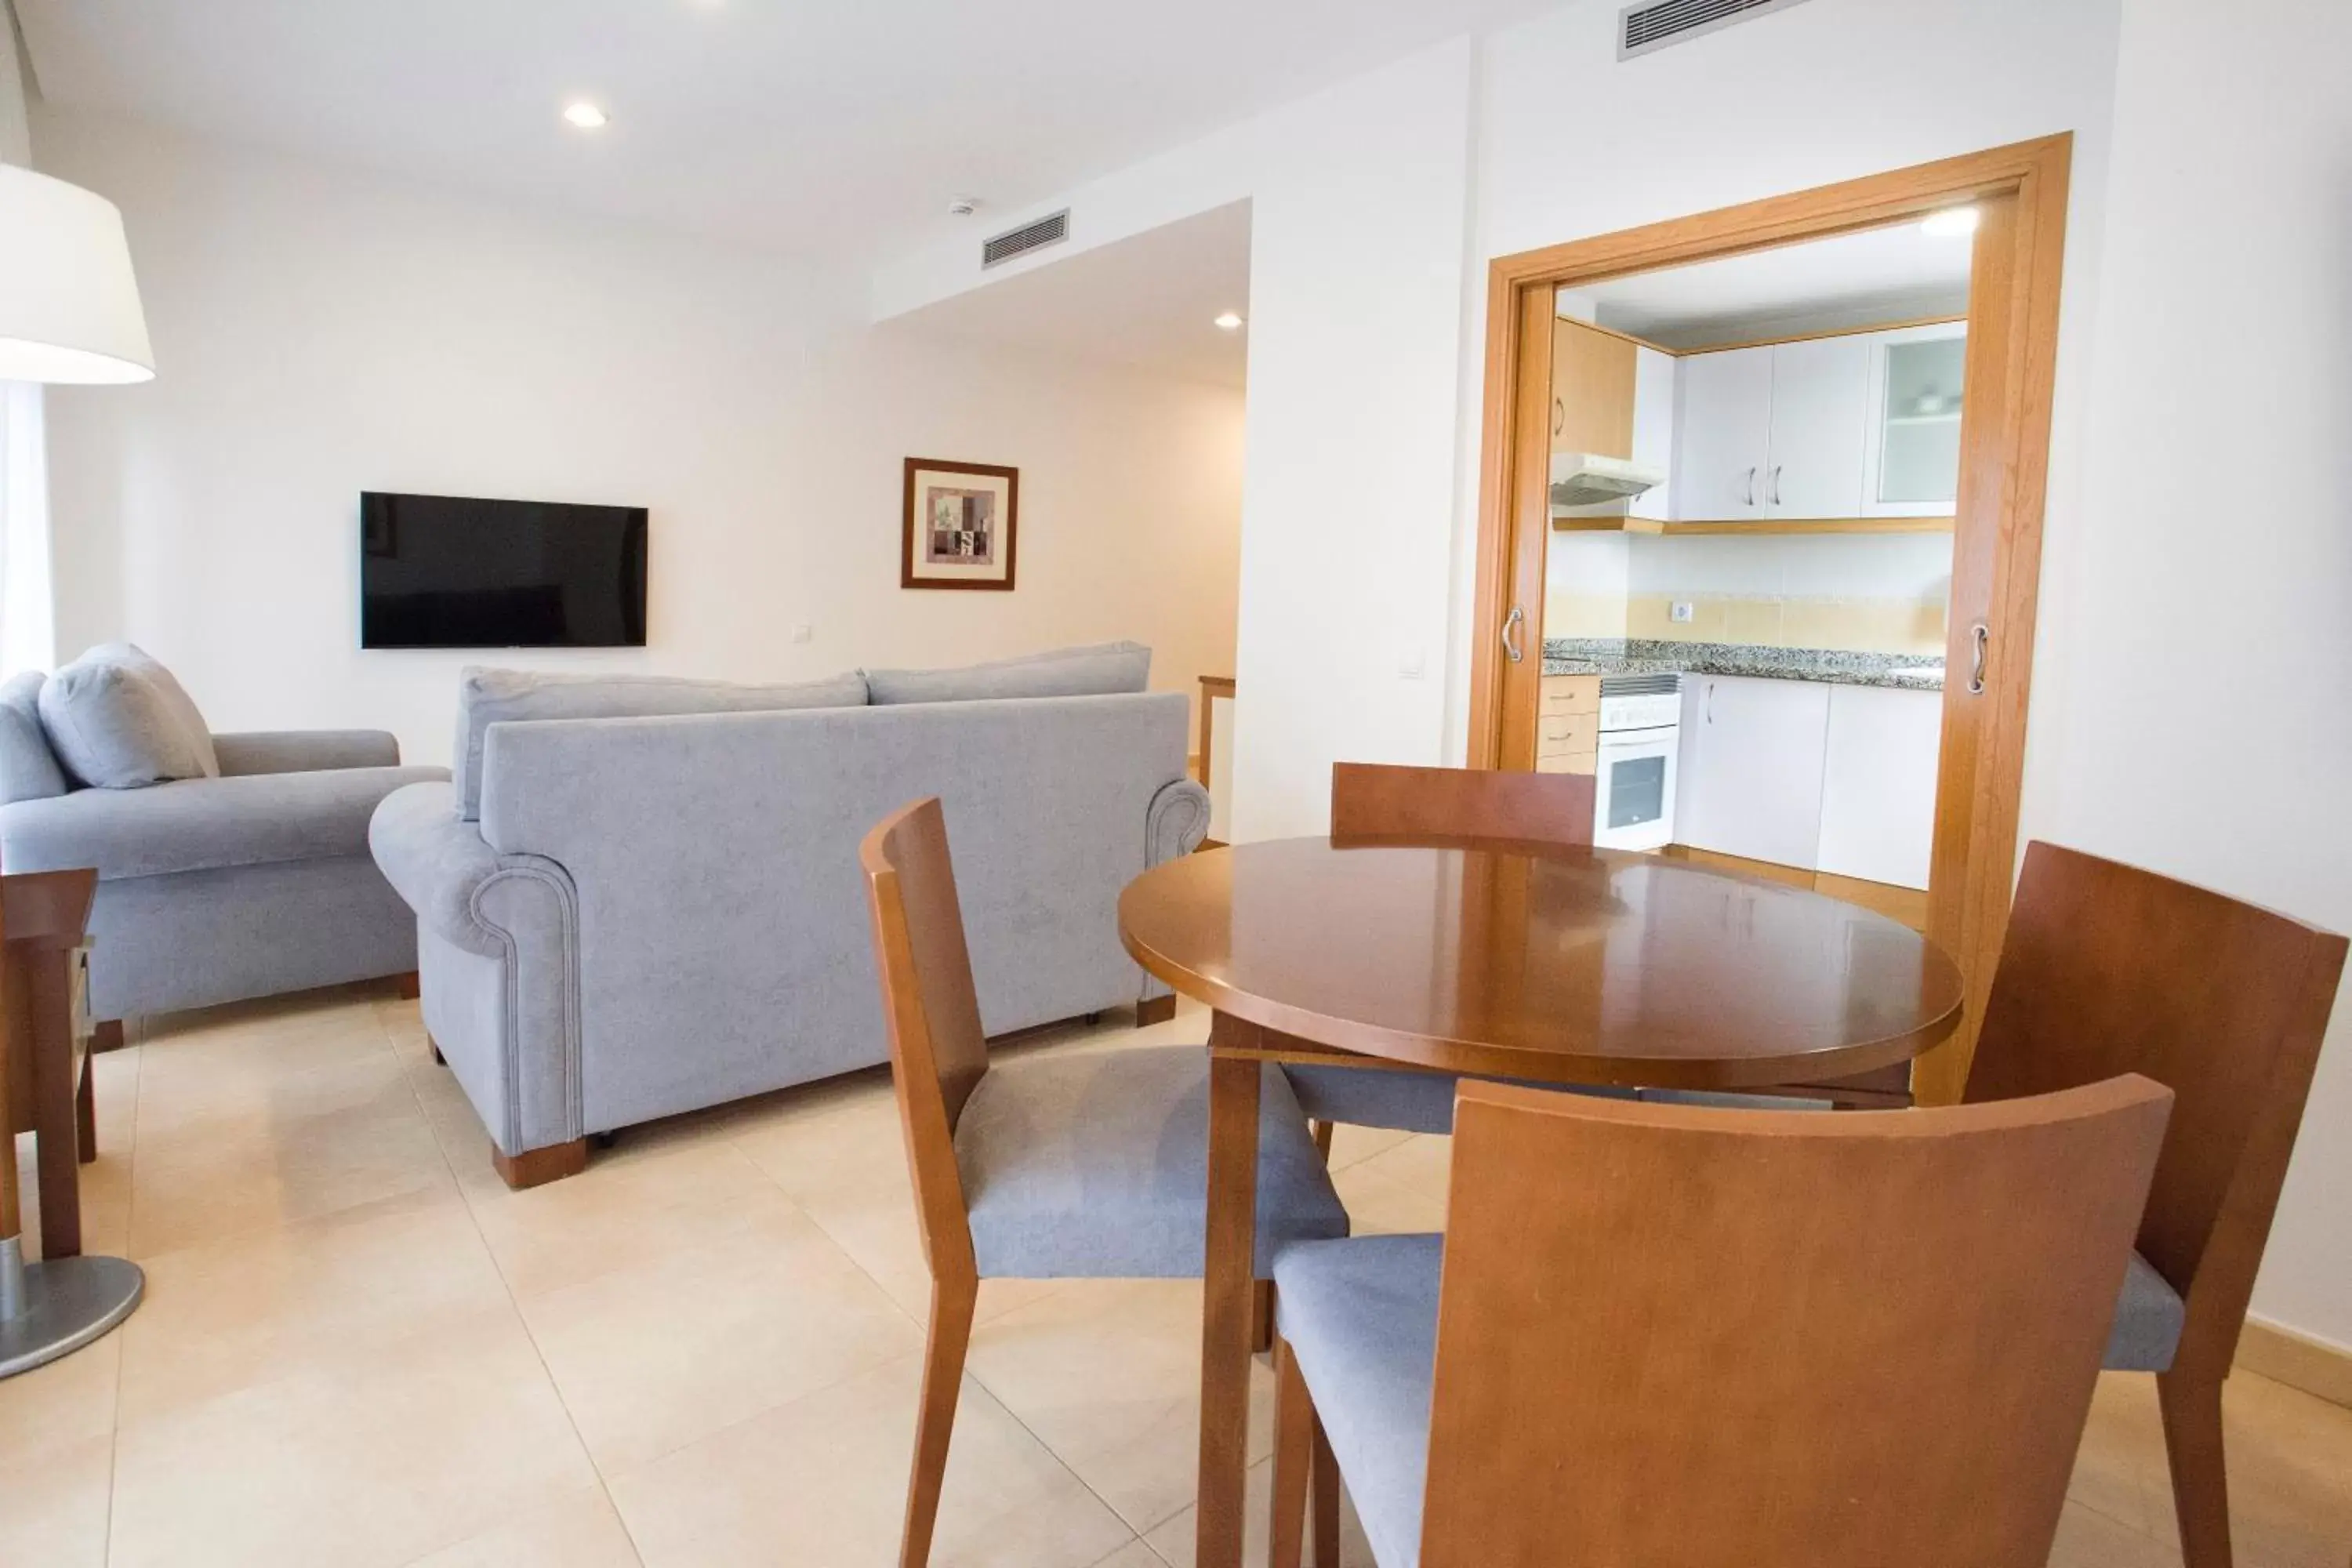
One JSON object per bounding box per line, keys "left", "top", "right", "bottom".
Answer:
{"left": 5, "top": 987, "right": 2350, "bottom": 1566}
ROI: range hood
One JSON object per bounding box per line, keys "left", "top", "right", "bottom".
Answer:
{"left": 1550, "top": 452, "right": 1664, "bottom": 511}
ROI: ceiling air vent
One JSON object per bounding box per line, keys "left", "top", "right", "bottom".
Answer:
{"left": 1618, "top": 0, "right": 1813, "bottom": 59}
{"left": 982, "top": 209, "right": 1070, "bottom": 269}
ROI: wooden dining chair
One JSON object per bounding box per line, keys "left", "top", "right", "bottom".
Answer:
{"left": 1266, "top": 1073, "right": 2176, "bottom": 1568}
{"left": 1293, "top": 763, "right": 1603, "bottom": 1142}
{"left": 1962, "top": 840, "right": 2347, "bottom": 1568}
{"left": 859, "top": 797, "right": 1350, "bottom": 1568}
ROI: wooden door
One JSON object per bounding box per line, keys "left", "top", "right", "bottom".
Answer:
{"left": 1673, "top": 345, "right": 1773, "bottom": 521}
{"left": 1493, "top": 288, "right": 1556, "bottom": 771}
{"left": 1764, "top": 336, "right": 1871, "bottom": 517}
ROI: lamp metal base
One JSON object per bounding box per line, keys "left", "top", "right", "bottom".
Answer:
{"left": 0, "top": 1236, "right": 144, "bottom": 1379}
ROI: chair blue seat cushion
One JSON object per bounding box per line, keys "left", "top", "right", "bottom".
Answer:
{"left": 1274, "top": 1232, "right": 1443, "bottom": 1568}
{"left": 1283, "top": 1064, "right": 1640, "bottom": 1135}
{"left": 956, "top": 1044, "right": 1349, "bottom": 1279}
{"left": 2103, "top": 1251, "right": 2185, "bottom": 1372}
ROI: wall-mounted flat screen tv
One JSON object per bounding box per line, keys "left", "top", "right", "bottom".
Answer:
{"left": 360, "top": 492, "right": 648, "bottom": 648}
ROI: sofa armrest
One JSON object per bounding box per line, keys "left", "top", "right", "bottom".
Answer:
{"left": 214, "top": 730, "right": 401, "bottom": 775}
{"left": 2, "top": 765, "right": 446, "bottom": 880}
{"left": 368, "top": 780, "right": 508, "bottom": 956}
{"left": 1146, "top": 777, "right": 1211, "bottom": 866}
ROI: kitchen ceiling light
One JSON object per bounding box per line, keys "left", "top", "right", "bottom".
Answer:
{"left": 1213, "top": 311, "right": 1244, "bottom": 331}
{"left": 563, "top": 102, "right": 609, "bottom": 131}
{"left": 1921, "top": 205, "right": 1980, "bottom": 238}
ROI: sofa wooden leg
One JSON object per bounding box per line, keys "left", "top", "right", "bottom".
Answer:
{"left": 1251, "top": 1279, "right": 1276, "bottom": 1356}
{"left": 1135, "top": 994, "right": 1177, "bottom": 1029}
{"left": 394, "top": 970, "right": 421, "bottom": 1000}
{"left": 492, "top": 1138, "right": 588, "bottom": 1190}
{"left": 90, "top": 1019, "right": 126, "bottom": 1054}
{"left": 427, "top": 1034, "right": 444, "bottom": 1065}
{"left": 1312, "top": 1120, "right": 1334, "bottom": 1160}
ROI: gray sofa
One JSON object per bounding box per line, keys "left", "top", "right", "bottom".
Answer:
{"left": 368, "top": 655, "right": 1210, "bottom": 1186}
{"left": 0, "top": 664, "right": 446, "bottom": 1029}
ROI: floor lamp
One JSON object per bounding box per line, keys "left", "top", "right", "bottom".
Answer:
{"left": 0, "top": 162, "right": 154, "bottom": 1377}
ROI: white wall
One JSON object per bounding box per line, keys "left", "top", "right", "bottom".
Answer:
{"left": 31, "top": 110, "right": 1245, "bottom": 765}
{"left": 2032, "top": 0, "right": 2352, "bottom": 1348}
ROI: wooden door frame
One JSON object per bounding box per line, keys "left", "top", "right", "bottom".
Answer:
{"left": 1465, "top": 135, "right": 2073, "bottom": 1102}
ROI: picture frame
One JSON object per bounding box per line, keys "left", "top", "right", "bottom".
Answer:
{"left": 902, "top": 457, "right": 1018, "bottom": 591}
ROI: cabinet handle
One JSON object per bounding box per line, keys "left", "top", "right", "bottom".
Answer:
{"left": 1704, "top": 681, "right": 1715, "bottom": 724}
{"left": 1744, "top": 466, "right": 1758, "bottom": 506}
{"left": 1968, "top": 622, "right": 1989, "bottom": 695}
{"left": 1553, "top": 397, "right": 1565, "bottom": 437}
{"left": 1503, "top": 605, "right": 1526, "bottom": 665}
{"left": 1769, "top": 465, "right": 1783, "bottom": 506}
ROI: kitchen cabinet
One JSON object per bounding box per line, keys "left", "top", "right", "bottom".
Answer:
{"left": 1675, "top": 674, "right": 1830, "bottom": 869}
{"left": 1862, "top": 321, "right": 1969, "bottom": 517}
{"left": 1672, "top": 345, "right": 1773, "bottom": 521}
{"left": 1535, "top": 673, "right": 1599, "bottom": 775}
{"left": 1761, "top": 336, "right": 1870, "bottom": 517}
{"left": 1550, "top": 318, "right": 1636, "bottom": 459}
{"left": 1672, "top": 322, "right": 1962, "bottom": 523}
{"left": 1626, "top": 347, "right": 1677, "bottom": 522}
{"left": 1816, "top": 684, "right": 1943, "bottom": 889}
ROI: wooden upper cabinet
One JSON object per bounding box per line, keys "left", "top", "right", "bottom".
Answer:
{"left": 1549, "top": 318, "right": 1637, "bottom": 459}
{"left": 1674, "top": 345, "right": 1774, "bottom": 520}
{"left": 1763, "top": 336, "right": 1871, "bottom": 518}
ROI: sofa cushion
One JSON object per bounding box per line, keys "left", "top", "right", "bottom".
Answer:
{"left": 0, "top": 671, "right": 67, "bottom": 804}
{"left": 863, "top": 641, "right": 1151, "bottom": 706}
{"left": 450, "top": 667, "right": 868, "bottom": 820}
{"left": 0, "top": 764, "right": 447, "bottom": 880}
{"left": 38, "top": 643, "right": 220, "bottom": 788}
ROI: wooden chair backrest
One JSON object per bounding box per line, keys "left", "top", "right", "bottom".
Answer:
{"left": 1329, "top": 762, "right": 1595, "bottom": 846}
{"left": 859, "top": 797, "right": 987, "bottom": 1281}
{"left": 1419, "top": 1075, "right": 2175, "bottom": 1568}
{"left": 1964, "top": 840, "right": 2347, "bottom": 1377}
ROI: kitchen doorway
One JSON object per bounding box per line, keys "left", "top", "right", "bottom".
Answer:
{"left": 1465, "top": 136, "right": 2072, "bottom": 1103}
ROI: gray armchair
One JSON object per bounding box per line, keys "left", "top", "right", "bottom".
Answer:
{"left": 0, "top": 723, "right": 445, "bottom": 1029}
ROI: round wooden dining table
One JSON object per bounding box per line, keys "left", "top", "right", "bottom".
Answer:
{"left": 1117, "top": 835, "right": 1967, "bottom": 1568}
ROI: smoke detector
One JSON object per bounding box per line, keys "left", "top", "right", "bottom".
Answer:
{"left": 946, "top": 197, "right": 981, "bottom": 218}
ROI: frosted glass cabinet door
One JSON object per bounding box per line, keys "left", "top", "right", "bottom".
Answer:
{"left": 1863, "top": 321, "right": 1969, "bottom": 517}
{"left": 1763, "top": 336, "right": 1871, "bottom": 518}
{"left": 1672, "top": 346, "right": 1772, "bottom": 521}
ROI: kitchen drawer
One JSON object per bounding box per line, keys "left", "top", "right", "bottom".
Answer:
{"left": 1535, "top": 748, "right": 1598, "bottom": 776}
{"left": 1540, "top": 675, "right": 1600, "bottom": 716}
{"left": 1537, "top": 711, "right": 1599, "bottom": 754}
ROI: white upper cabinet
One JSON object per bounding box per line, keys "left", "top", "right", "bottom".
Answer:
{"left": 1862, "top": 321, "right": 1969, "bottom": 517}
{"left": 1672, "top": 345, "right": 1773, "bottom": 521}
{"left": 1671, "top": 322, "right": 1965, "bottom": 522}
{"left": 1762, "top": 336, "right": 1871, "bottom": 518}
{"left": 1626, "top": 346, "right": 1679, "bottom": 522}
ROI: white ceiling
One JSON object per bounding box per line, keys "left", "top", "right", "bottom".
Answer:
{"left": 895, "top": 201, "right": 1250, "bottom": 390}
{"left": 1565, "top": 219, "right": 1976, "bottom": 347}
{"left": 16, "top": 0, "right": 1543, "bottom": 264}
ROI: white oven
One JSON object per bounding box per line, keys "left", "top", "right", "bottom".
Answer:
{"left": 1592, "top": 675, "right": 1681, "bottom": 851}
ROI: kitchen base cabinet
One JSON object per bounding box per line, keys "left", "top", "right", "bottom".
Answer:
{"left": 1675, "top": 675, "right": 1830, "bottom": 869}
{"left": 1816, "top": 684, "right": 1943, "bottom": 890}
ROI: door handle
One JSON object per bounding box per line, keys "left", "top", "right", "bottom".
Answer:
{"left": 1769, "top": 465, "right": 1783, "bottom": 506}
{"left": 1968, "top": 622, "right": 1989, "bottom": 695}
{"left": 1744, "top": 466, "right": 1758, "bottom": 506}
{"left": 1552, "top": 398, "right": 1565, "bottom": 437}
{"left": 1503, "top": 605, "right": 1526, "bottom": 665}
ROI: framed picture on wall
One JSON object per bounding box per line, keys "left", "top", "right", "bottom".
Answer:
{"left": 902, "top": 458, "right": 1018, "bottom": 591}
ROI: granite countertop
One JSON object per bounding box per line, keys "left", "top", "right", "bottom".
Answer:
{"left": 1542, "top": 637, "right": 1945, "bottom": 691}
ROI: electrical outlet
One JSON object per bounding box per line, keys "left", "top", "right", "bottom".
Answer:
{"left": 792, "top": 624, "right": 814, "bottom": 644}
{"left": 1670, "top": 601, "right": 1695, "bottom": 624}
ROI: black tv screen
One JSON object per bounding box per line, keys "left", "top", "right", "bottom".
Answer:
{"left": 360, "top": 492, "right": 648, "bottom": 648}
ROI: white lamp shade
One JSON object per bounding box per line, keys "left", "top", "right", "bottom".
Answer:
{"left": 0, "top": 164, "right": 154, "bottom": 384}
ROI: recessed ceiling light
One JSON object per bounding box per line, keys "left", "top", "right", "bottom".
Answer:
{"left": 1213, "top": 311, "right": 1244, "bottom": 331}
{"left": 1921, "top": 205, "right": 1979, "bottom": 238}
{"left": 563, "top": 102, "right": 609, "bottom": 131}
